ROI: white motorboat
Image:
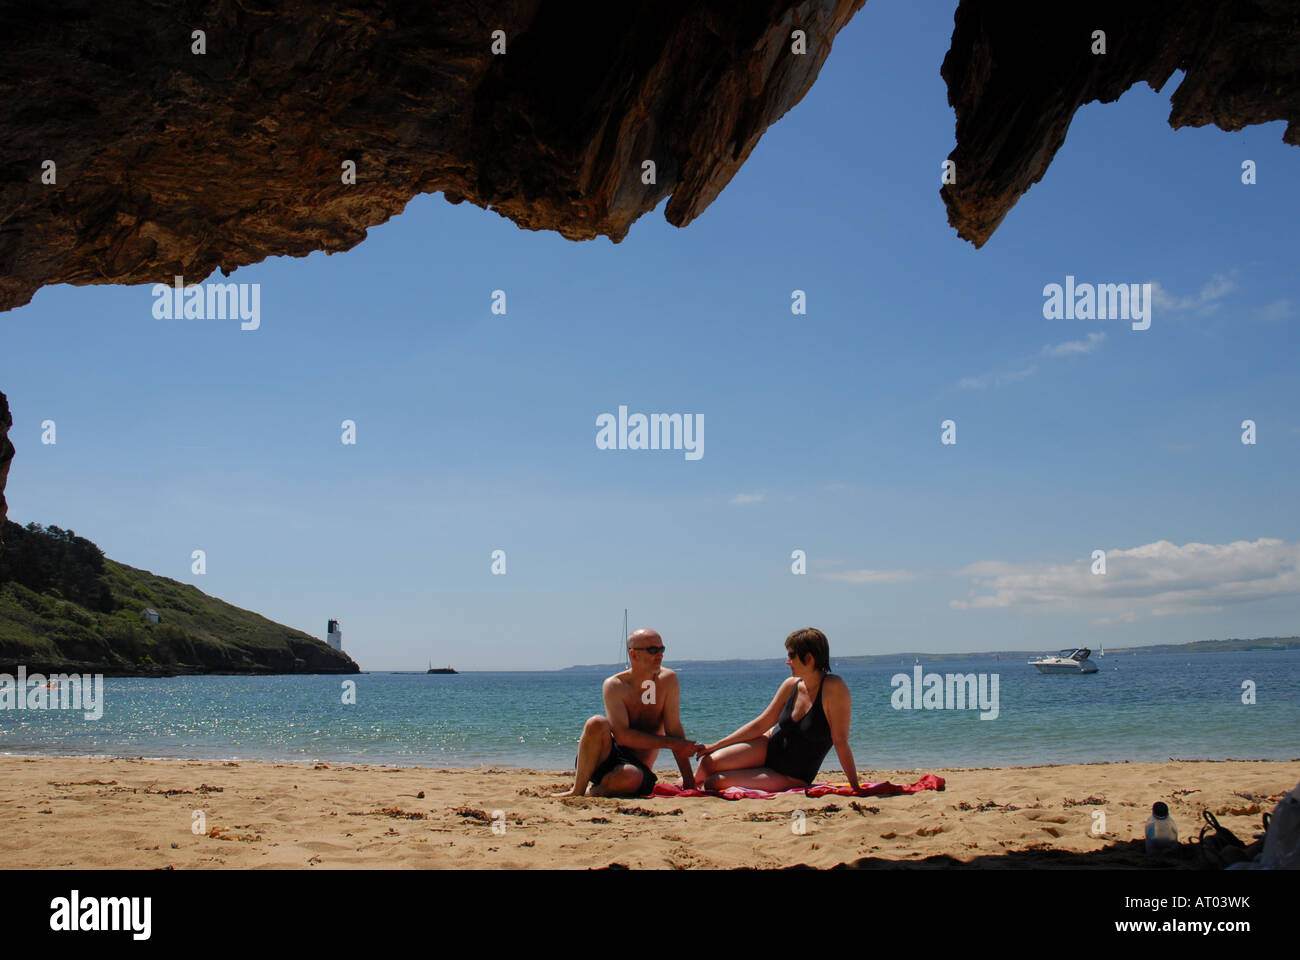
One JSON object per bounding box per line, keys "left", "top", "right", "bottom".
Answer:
{"left": 1029, "top": 647, "right": 1099, "bottom": 674}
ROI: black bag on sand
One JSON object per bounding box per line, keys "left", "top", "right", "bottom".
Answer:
{"left": 1196, "top": 809, "right": 1266, "bottom": 869}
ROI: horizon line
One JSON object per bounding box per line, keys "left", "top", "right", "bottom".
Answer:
{"left": 363, "top": 636, "right": 1298, "bottom": 672}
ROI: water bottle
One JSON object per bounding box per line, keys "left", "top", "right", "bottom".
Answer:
{"left": 1145, "top": 801, "right": 1178, "bottom": 854}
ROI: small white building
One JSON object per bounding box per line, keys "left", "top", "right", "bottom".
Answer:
{"left": 140, "top": 608, "right": 160, "bottom": 624}
{"left": 326, "top": 619, "right": 343, "bottom": 651}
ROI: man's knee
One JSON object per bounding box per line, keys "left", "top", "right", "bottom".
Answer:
{"left": 583, "top": 715, "right": 610, "bottom": 737}
{"left": 600, "top": 766, "right": 644, "bottom": 796}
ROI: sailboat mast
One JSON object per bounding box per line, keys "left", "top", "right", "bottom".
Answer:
{"left": 623, "top": 608, "right": 628, "bottom": 666}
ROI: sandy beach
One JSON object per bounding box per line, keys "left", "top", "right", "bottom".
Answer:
{"left": 2, "top": 755, "right": 1294, "bottom": 869}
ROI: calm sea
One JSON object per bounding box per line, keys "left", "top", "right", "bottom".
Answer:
{"left": 1, "top": 651, "right": 1296, "bottom": 770}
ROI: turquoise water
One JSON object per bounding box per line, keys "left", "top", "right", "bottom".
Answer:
{"left": 1, "top": 651, "right": 1296, "bottom": 769}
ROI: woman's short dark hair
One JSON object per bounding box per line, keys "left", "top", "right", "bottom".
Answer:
{"left": 785, "top": 627, "right": 830, "bottom": 673}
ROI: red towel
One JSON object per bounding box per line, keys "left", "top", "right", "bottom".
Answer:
{"left": 651, "top": 774, "right": 944, "bottom": 801}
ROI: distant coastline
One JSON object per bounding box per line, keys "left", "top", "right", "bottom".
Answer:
{"left": 560, "top": 636, "right": 1300, "bottom": 672}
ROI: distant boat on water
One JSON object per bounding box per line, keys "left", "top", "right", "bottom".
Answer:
{"left": 1029, "top": 648, "right": 1099, "bottom": 674}
{"left": 427, "top": 662, "right": 458, "bottom": 675}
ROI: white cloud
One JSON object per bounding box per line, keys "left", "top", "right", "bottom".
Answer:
{"left": 822, "top": 569, "right": 926, "bottom": 584}
{"left": 1150, "top": 273, "right": 1236, "bottom": 316}
{"left": 1040, "top": 331, "right": 1106, "bottom": 358}
{"left": 957, "top": 363, "right": 1039, "bottom": 391}
{"left": 950, "top": 538, "right": 1300, "bottom": 620}
{"left": 1258, "top": 298, "right": 1296, "bottom": 323}
{"left": 1090, "top": 611, "right": 1139, "bottom": 626}
{"left": 957, "top": 332, "right": 1107, "bottom": 391}
{"left": 730, "top": 493, "right": 765, "bottom": 505}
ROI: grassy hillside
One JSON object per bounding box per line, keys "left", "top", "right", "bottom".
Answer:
{"left": 0, "top": 521, "right": 357, "bottom": 675}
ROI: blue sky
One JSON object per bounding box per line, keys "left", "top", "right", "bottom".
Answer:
{"left": 4, "top": 3, "right": 1298, "bottom": 669}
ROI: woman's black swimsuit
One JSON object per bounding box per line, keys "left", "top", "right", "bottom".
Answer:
{"left": 765, "top": 679, "right": 833, "bottom": 784}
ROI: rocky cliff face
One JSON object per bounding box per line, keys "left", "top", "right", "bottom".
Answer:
{"left": 941, "top": 0, "right": 1299, "bottom": 246}
{"left": 0, "top": 1, "right": 1296, "bottom": 533}
{"left": 0, "top": 0, "right": 865, "bottom": 313}
{"left": 2, "top": 2, "right": 1295, "bottom": 308}
{"left": 0, "top": 392, "right": 12, "bottom": 552}
{"left": 0, "top": 0, "right": 864, "bottom": 538}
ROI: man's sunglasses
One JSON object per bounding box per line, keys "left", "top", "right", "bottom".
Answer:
{"left": 632, "top": 646, "right": 666, "bottom": 655}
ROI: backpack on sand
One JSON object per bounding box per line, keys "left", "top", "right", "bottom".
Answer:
{"left": 1196, "top": 809, "right": 1261, "bottom": 868}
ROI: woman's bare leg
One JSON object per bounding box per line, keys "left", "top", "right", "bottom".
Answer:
{"left": 703, "top": 767, "right": 808, "bottom": 792}
{"left": 696, "top": 737, "right": 809, "bottom": 791}
{"left": 695, "top": 737, "right": 768, "bottom": 787}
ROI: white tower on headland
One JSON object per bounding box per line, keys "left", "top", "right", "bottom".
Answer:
{"left": 327, "top": 619, "right": 343, "bottom": 652}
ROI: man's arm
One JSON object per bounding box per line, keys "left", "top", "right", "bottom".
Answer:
{"left": 702, "top": 678, "right": 796, "bottom": 754}
{"left": 603, "top": 677, "right": 699, "bottom": 754}
{"left": 659, "top": 672, "right": 697, "bottom": 788}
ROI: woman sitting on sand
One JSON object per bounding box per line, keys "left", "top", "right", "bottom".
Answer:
{"left": 694, "top": 627, "right": 860, "bottom": 792}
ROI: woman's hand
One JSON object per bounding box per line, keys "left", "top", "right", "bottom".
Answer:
{"left": 672, "top": 738, "right": 706, "bottom": 759}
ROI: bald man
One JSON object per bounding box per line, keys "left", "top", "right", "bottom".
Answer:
{"left": 552, "top": 629, "right": 704, "bottom": 797}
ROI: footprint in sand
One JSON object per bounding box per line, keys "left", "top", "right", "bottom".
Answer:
{"left": 1215, "top": 804, "right": 1262, "bottom": 816}
{"left": 1024, "top": 812, "right": 1068, "bottom": 824}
